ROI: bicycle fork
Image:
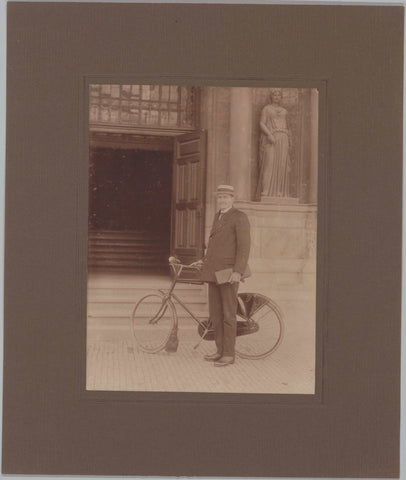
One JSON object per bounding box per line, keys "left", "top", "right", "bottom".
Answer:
{"left": 158, "top": 290, "right": 179, "bottom": 353}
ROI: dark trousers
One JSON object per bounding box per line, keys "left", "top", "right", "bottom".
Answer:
{"left": 208, "top": 282, "right": 239, "bottom": 356}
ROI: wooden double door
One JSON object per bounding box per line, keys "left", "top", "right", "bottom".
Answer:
{"left": 88, "top": 130, "right": 207, "bottom": 274}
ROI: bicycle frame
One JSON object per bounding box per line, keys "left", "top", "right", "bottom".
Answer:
{"left": 160, "top": 260, "right": 209, "bottom": 331}
{"left": 132, "top": 258, "right": 284, "bottom": 358}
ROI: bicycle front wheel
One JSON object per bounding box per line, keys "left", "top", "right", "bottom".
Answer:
{"left": 132, "top": 293, "right": 176, "bottom": 353}
{"left": 235, "top": 294, "right": 284, "bottom": 359}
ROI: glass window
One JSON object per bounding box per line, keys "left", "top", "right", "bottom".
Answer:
{"left": 89, "top": 84, "right": 198, "bottom": 130}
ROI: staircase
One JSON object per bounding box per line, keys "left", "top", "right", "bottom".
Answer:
{"left": 88, "top": 230, "right": 169, "bottom": 271}
{"left": 87, "top": 271, "right": 209, "bottom": 329}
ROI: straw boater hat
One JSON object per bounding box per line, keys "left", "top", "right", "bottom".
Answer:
{"left": 216, "top": 184, "right": 235, "bottom": 196}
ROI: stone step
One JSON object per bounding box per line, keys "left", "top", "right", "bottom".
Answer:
{"left": 88, "top": 245, "right": 168, "bottom": 254}
{"left": 87, "top": 288, "right": 206, "bottom": 302}
{"left": 89, "top": 230, "right": 163, "bottom": 239}
{"left": 87, "top": 273, "right": 205, "bottom": 289}
{"left": 88, "top": 252, "right": 167, "bottom": 262}
{"left": 87, "top": 291, "right": 208, "bottom": 304}
{"left": 88, "top": 302, "right": 209, "bottom": 319}
{"left": 88, "top": 253, "right": 168, "bottom": 262}
{"left": 88, "top": 239, "right": 167, "bottom": 248}
{"left": 88, "top": 259, "right": 167, "bottom": 268}
{"left": 88, "top": 230, "right": 169, "bottom": 269}
{"left": 89, "top": 240, "right": 166, "bottom": 249}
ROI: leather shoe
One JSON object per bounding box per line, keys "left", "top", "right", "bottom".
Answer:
{"left": 214, "top": 356, "right": 235, "bottom": 367}
{"left": 204, "top": 352, "right": 222, "bottom": 362}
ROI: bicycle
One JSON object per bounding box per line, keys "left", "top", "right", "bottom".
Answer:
{"left": 131, "top": 257, "right": 284, "bottom": 359}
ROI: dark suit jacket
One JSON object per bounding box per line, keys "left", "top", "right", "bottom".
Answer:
{"left": 200, "top": 207, "right": 251, "bottom": 283}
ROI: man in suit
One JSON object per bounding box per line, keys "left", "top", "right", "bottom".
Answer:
{"left": 195, "top": 184, "right": 251, "bottom": 367}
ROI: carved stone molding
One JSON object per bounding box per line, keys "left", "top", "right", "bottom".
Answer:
{"left": 89, "top": 131, "right": 174, "bottom": 151}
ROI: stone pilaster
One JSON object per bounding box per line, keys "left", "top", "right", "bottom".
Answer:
{"left": 309, "top": 89, "right": 319, "bottom": 204}
{"left": 229, "top": 88, "right": 253, "bottom": 201}
{"left": 200, "top": 86, "right": 231, "bottom": 243}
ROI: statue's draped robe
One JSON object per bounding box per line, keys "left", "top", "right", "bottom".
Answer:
{"left": 256, "top": 105, "right": 290, "bottom": 199}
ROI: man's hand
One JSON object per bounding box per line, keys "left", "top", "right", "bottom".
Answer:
{"left": 190, "top": 259, "right": 204, "bottom": 268}
{"left": 228, "top": 271, "right": 242, "bottom": 284}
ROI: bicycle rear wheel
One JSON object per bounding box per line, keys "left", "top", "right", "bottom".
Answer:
{"left": 235, "top": 293, "right": 284, "bottom": 359}
{"left": 132, "top": 293, "right": 176, "bottom": 353}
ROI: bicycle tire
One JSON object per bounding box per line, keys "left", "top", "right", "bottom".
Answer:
{"left": 235, "top": 293, "right": 284, "bottom": 359}
{"left": 131, "top": 293, "right": 176, "bottom": 353}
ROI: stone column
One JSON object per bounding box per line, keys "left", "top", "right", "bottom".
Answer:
{"left": 308, "top": 89, "right": 319, "bottom": 204}
{"left": 229, "top": 88, "right": 252, "bottom": 200}
{"left": 200, "top": 86, "right": 217, "bottom": 234}
{"left": 201, "top": 87, "right": 232, "bottom": 242}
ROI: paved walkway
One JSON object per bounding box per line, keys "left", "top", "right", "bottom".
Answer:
{"left": 87, "top": 297, "right": 315, "bottom": 394}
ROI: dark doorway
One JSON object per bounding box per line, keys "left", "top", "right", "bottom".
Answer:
{"left": 88, "top": 147, "right": 173, "bottom": 272}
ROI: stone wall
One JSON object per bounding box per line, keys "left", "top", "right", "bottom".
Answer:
{"left": 203, "top": 201, "right": 316, "bottom": 294}
{"left": 234, "top": 201, "right": 317, "bottom": 293}
{"left": 201, "top": 86, "right": 317, "bottom": 299}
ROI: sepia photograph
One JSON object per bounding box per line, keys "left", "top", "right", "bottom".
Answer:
{"left": 2, "top": 1, "right": 403, "bottom": 476}
{"left": 86, "top": 84, "right": 319, "bottom": 394}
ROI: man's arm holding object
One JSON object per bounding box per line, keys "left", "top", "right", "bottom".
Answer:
{"left": 229, "top": 213, "right": 251, "bottom": 283}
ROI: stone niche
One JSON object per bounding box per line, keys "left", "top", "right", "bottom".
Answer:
{"left": 201, "top": 86, "right": 318, "bottom": 207}
{"left": 252, "top": 88, "right": 318, "bottom": 204}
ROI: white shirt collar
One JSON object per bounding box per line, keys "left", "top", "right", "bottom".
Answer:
{"left": 220, "top": 206, "right": 232, "bottom": 215}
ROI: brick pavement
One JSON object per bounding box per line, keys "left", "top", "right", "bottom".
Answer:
{"left": 87, "top": 297, "right": 315, "bottom": 394}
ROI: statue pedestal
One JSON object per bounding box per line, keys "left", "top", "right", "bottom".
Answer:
{"left": 232, "top": 200, "right": 317, "bottom": 293}
{"left": 260, "top": 195, "right": 299, "bottom": 205}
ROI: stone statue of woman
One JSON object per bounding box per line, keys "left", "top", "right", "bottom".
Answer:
{"left": 256, "top": 89, "right": 291, "bottom": 200}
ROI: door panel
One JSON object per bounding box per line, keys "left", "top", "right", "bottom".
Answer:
{"left": 171, "top": 131, "right": 207, "bottom": 283}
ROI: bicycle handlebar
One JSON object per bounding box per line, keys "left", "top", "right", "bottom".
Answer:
{"left": 168, "top": 257, "right": 203, "bottom": 279}
{"left": 168, "top": 256, "right": 202, "bottom": 269}
{"left": 167, "top": 257, "right": 203, "bottom": 288}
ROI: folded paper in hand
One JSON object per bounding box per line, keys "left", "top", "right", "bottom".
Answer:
{"left": 214, "top": 265, "right": 252, "bottom": 284}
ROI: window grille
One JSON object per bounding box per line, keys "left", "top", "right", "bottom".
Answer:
{"left": 89, "top": 84, "right": 198, "bottom": 130}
